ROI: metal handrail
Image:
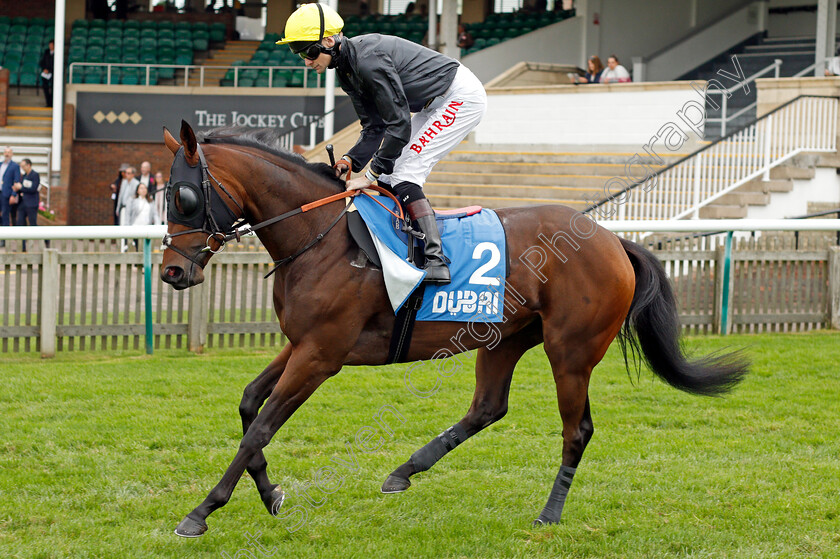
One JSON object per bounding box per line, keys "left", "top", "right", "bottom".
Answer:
{"left": 68, "top": 62, "right": 321, "bottom": 88}
{"left": 706, "top": 59, "right": 782, "bottom": 136}
{"left": 586, "top": 94, "right": 840, "bottom": 215}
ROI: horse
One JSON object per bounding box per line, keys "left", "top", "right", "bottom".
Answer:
{"left": 160, "top": 121, "right": 748, "bottom": 537}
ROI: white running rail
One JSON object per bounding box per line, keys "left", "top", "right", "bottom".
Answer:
{"left": 589, "top": 95, "right": 838, "bottom": 222}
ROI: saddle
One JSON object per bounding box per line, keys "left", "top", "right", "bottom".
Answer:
{"left": 347, "top": 204, "right": 483, "bottom": 269}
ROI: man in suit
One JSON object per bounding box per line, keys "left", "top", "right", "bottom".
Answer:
{"left": 40, "top": 40, "right": 55, "bottom": 107}
{"left": 15, "top": 158, "right": 40, "bottom": 252}
{"left": 0, "top": 146, "right": 22, "bottom": 248}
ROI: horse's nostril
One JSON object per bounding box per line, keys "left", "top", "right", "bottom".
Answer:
{"left": 164, "top": 266, "right": 184, "bottom": 281}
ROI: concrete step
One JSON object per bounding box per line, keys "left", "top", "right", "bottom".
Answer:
{"left": 0, "top": 126, "right": 52, "bottom": 136}
{"left": 427, "top": 171, "right": 611, "bottom": 188}
{"left": 445, "top": 150, "right": 688, "bottom": 165}
{"left": 698, "top": 204, "right": 747, "bottom": 219}
{"left": 816, "top": 153, "right": 840, "bottom": 168}
{"left": 715, "top": 191, "right": 770, "bottom": 206}
{"left": 738, "top": 178, "right": 794, "bottom": 193}
{"left": 423, "top": 181, "right": 602, "bottom": 201}
{"left": 434, "top": 159, "right": 667, "bottom": 176}
{"left": 8, "top": 105, "right": 53, "bottom": 118}
{"left": 0, "top": 135, "right": 51, "bottom": 145}
{"left": 427, "top": 192, "right": 586, "bottom": 210}
{"left": 769, "top": 165, "right": 815, "bottom": 180}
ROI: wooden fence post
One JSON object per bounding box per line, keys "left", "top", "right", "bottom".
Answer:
{"left": 829, "top": 247, "right": 840, "bottom": 329}
{"left": 40, "top": 249, "right": 59, "bottom": 358}
{"left": 713, "top": 242, "right": 734, "bottom": 335}
{"left": 188, "top": 263, "right": 210, "bottom": 352}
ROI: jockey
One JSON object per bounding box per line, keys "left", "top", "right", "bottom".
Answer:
{"left": 279, "top": 3, "right": 487, "bottom": 285}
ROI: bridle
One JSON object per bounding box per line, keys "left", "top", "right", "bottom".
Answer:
{"left": 162, "top": 143, "right": 405, "bottom": 278}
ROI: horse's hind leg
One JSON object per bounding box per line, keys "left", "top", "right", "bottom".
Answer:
{"left": 382, "top": 324, "right": 541, "bottom": 493}
{"left": 533, "top": 332, "right": 611, "bottom": 525}
{"left": 239, "top": 343, "right": 292, "bottom": 515}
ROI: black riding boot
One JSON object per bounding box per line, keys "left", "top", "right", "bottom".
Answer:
{"left": 406, "top": 199, "right": 450, "bottom": 285}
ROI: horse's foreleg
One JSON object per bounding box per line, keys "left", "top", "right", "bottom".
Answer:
{"left": 239, "top": 343, "right": 292, "bottom": 515}
{"left": 175, "top": 349, "right": 337, "bottom": 537}
{"left": 382, "top": 326, "right": 539, "bottom": 493}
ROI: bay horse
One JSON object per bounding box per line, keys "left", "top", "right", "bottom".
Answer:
{"left": 160, "top": 121, "right": 747, "bottom": 537}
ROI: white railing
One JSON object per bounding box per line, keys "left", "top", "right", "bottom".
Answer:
{"left": 68, "top": 62, "right": 324, "bottom": 88}
{"left": 589, "top": 95, "right": 838, "bottom": 222}
{"left": 706, "top": 59, "right": 782, "bottom": 137}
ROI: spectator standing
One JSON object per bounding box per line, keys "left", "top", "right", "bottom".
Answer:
{"left": 153, "top": 171, "right": 166, "bottom": 225}
{"left": 0, "top": 147, "right": 22, "bottom": 247}
{"left": 116, "top": 166, "right": 139, "bottom": 225}
{"left": 575, "top": 55, "right": 604, "bottom": 84}
{"left": 128, "top": 182, "right": 159, "bottom": 226}
{"left": 15, "top": 158, "right": 40, "bottom": 252}
{"left": 138, "top": 161, "right": 155, "bottom": 190}
{"left": 110, "top": 163, "right": 129, "bottom": 225}
{"left": 600, "top": 55, "right": 632, "bottom": 83}
{"left": 40, "top": 40, "right": 55, "bottom": 107}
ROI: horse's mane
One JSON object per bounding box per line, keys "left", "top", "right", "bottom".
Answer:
{"left": 199, "top": 127, "right": 342, "bottom": 185}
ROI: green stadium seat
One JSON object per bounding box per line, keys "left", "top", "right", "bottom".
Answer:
{"left": 83, "top": 68, "right": 103, "bottom": 84}
{"left": 9, "top": 24, "right": 27, "bottom": 35}
{"left": 140, "top": 37, "right": 156, "bottom": 48}
{"left": 123, "top": 37, "right": 140, "bottom": 49}
{"left": 192, "top": 22, "right": 209, "bottom": 33}
{"left": 122, "top": 53, "right": 139, "bottom": 64}
{"left": 251, "top": 50, "right": 268, "bottom": 62}
{"left": 288, "top": 72, "right": 303, "bottom": 87}
{"left": 4, "top": 43, "right": 23, "bottom": 55}
{"left": 210, "top": 22, "right": 227, "bottom": 41}
{"left": 157, "top": 38, "right": 174, "bottom": 49}
{"left": 88, "top": 27, "right": 105, "bottom": 39}
{"left": 157, "top": 29, "right": 174, "bottom": 41}
{"left": 70, "top": 70, "right": 85, "bottom": 84}
{"left": 158, "top": 21, "right": 174, "bottom": 31}
{"left": 105, "top": 37, "right": 122, "bottom": 50}
{"left": 0, "top": 16, "right": 10, "bottom": 26}
{"left": 140, "top": 20, "right": 157, "bottom": 32}
{"left": 19, "top": 70, "right": 39, "bottom": 87}
{"left": 123, "top": 20, "right": 139, "bottom": 30}
{"left": 121, "top": 73, "right": 140, "bottom": 85}
{"left": 175, "top": 50, "right": 193, "bottom": 65}
{"left": 140, "top": 51, "right": 157, "bottom": 64}
{"left": 11, "top": 16, "right": 27, "bottom": 26}
{"left": 72, "top": 19, "right": 87, "bottom": 29}
{"left": 193, "top": 38, "right": 208, "bottom": 51}
{"left": 7, "top": 71, "right": 19, "bottom": 86}
{"left": 238, "top": 78, "right": 255, "bottom": 87}
{"left": 0, "top": 24, "right": 9, "bottom": 36}
{"left": 89, "top": 19, "right": 106, "bottom": 29}
{"left": 86, "top": 35, "right": 104, "bottom": 47}
{"left": 106, "top": 19, "right": 123, "bottom": 29}
{"left": 174, "top": 21, "right": 191, "bottom": 32}
{"left": 123, "top": 28, "right": 140, "bottom": 40}
{"left": 486, "top": 37, "right": 501, "bottom": 47}
{"left": 106, "top": 28, "right": 122, "bottom": 39}
{"left": 70, "top": 35, "right": 87, "bottom": 48}
{"left": 21, "top": 52, "right": 40, "bottom": 66}
{"left": 174, "top": 38, "right": 192, "bottom": 50}
{"left": 241, "top": 67, "right": 258, "bottom": 80}
{"left": 105, "top": 51, "right": 121, "bottom": 63}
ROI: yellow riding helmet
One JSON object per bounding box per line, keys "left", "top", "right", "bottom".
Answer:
{"left": 277, "top": 3, "right": 344, "bottom": 45}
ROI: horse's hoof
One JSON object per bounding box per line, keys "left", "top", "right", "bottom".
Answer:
{"left": 263, "top": 484, "right": 286, "bottom": 516}
{"left": 381, "top": 473, "right": 411, "bottom": 494}
{"left": 532, "top": 517, "right": 556, "bottom": 527}
{"left": 174, "top": 515, "right": 208, "bottom": 538}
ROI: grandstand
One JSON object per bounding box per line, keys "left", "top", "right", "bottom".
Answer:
{"left": 0, "top": 0, "right": 838, "bottom": 228}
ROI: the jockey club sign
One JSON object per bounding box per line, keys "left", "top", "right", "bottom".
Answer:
{"left": 74, "top": 91, "right": 355, "bottom": 144}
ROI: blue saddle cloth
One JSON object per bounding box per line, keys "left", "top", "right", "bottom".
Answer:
{"left": 352, "top": 193, "right": 507, "bottom": 323}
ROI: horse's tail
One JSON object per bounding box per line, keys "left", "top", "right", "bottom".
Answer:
{"left": 617, "top": 238, "right": 748, "bottom": 396}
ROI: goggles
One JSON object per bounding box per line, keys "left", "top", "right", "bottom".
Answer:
{"left": 292, "top": 41, "right": 327, "bottom": 61}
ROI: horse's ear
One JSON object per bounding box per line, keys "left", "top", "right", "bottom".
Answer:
{"left": 163, "top": 126, "right": 180, "bottom": 155}
{"left": 179, "top": 120, "right": 199, "bottom": 166}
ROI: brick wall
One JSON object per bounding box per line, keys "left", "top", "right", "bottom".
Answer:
{"left": 69, "top": 141, "right": 173, "bottom": 225}
{"left": 0, "top": 0, "right": 56, "bottom": 20}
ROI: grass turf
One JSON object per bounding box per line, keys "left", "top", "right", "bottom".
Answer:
{"left": 0, "top": 332, "right": 838, "bottom": 558}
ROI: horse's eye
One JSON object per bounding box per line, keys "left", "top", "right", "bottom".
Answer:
{"left": 176, "top": 186, "right": 199, "bottom": 215}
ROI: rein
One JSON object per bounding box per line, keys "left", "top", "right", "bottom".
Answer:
{"left": 164, "top": 142, "right": 406, "bottom": 277}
